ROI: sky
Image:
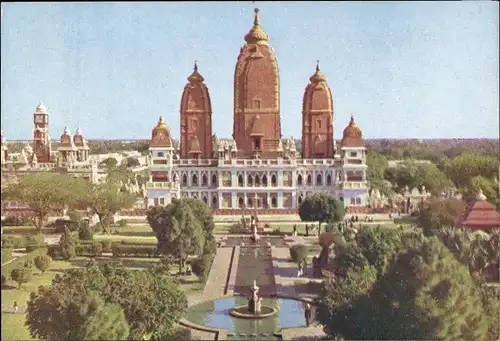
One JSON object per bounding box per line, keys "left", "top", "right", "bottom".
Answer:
{"left": 1, "top": 2, "right": 499, "bottom": 140}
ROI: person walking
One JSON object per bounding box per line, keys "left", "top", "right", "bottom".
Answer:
{"left": 13, "top": 301, "right": 19, "bottom": 313}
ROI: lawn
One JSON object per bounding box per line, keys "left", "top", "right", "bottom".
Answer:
{"left": 1, "top": 255, "right": 204, "bottom": 340}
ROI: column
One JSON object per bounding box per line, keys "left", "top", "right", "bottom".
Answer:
{"left": 278, "top": 192, "right": 284, "bottom": 209}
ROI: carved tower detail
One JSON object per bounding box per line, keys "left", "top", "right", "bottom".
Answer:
{"left": 233, "top": 8, "right": 281, "bottom": 157}
{"left": 32, "top": 102, "right": 52, "bottom": 163}
{"left": 301, "top": 62, "right": 334, "bottom": 159}
{"left": 180, "top": 62, "right": 213, "bottom": 159}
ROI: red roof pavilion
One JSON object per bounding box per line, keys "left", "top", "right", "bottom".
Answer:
{"left": 458, "top": 190, "right": 500, "bottom": 231}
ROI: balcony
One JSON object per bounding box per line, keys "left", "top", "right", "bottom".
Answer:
{"left": 146, "top": 182, "right": 174, "bottom": 189}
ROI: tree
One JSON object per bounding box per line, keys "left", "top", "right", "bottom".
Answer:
{"left": 26, "top": 261, "right": 187, "bottom": 340}
{"left": 360, "top": 237, "right": 489, "bottom": 340}
{"left": 289, "top": 244, "right": 308, "bottom": 265}
{"left": 416, "top": 198, "right": 466, "bottom": 235}
{"left": 11, "top": 266, "right": 32, "bottom": 288}
{"left": 123, "top": 157, "right": 141, "bottom": 168}
{"left": 298, "top": 194, "right": 345, "bottom": 234}
{"left": 59, "top": 226, "right": 76, "bottom": 260}
{"left": 317, "top": 265, "right": 377, "bottom": 339}
{"left": 78, "top": 220, "right": 94, "bottom": 240}
{"left": 462, "top": 175, "right": 498, "bottom": 205}
{"left": 444, "top": 154, "right": 499, "bottom": 189}
{"left": 82, "top": 302, "right": 130, "bottom": 340}
{"left": 2, "top": 173, "right": 86, "bottom": 233}
{"left": 366, "top": 150, "right": 392, "bottom": 196}
{"left": 26, "top": 281, "right": 129, "bottom": 341}
{"left": 82, "top": 179, "right": 136, "bottom": 234}
{"left": 147, "top": 200, "right": 205, "bottom": 273}
{"left": 34, "top": 254, "right": 52, "bottom": 274}
{"left": 100, "top": 157, "right": 118, "bottom": 169}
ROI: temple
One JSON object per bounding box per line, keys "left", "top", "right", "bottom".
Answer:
{"left": 145, "top": 8, "right": 369, "bottom": 214}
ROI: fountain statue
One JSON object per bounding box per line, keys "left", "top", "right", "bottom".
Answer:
{"left": 250, "top": 215, "right": 260, "bottom": 242}
{"left": 228, "top": 280, "right": 277, "bottom": 319}
{"left": 248, "top": 280, "right": 262, "bottom": 314}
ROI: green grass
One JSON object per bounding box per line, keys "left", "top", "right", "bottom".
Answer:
{"left": 93, "top": 234, "right": 157, "bottom": 244}
{"left": 1, "top": 255, "right": 203, "bottom": 340}
{"left": 1, "top": 260, "right": 77, "bottom": 341}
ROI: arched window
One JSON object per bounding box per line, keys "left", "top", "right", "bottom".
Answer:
{"left": 238, "top": 175, "right": 244, "bottom": 187}
{"left": 297, "top": 174, "right": 303, "bottom": 186}
{"left": 192, "top": 174, "right": 198, "bottom": 186}
{"left": 307, "top": 174, "right": 312, "bottom": 185}
{"left": 247, "top": 197, "right": 253, "bottom": 207}
{"left": 238, "top": 197, "right": 244, "bottom": 208}
{"left": 298, "top": 195, "right": 304, "bottom": 205}
{"left": 271, "top": 197, "right": 277, "bottom": 208}
{"left": 202, "top": 174, "right": 208, "bottom": 186}
{"left": 255, "top": 176, "right": 260, "bottom": 187}
{"left": 247, "top": 175, "right": 253, "bottom": 187}
{"left": 203, "top": 196, "right": 208, "bottom": 205}
{"left": 326, "top": 174, "right": 332, "bottom": 186}
{"left": 212, "top": 174, "right": 217, "bottom": 186}
{"left": 262, "top": 175, "right": 268, "bottom": 187}
{"left": 182, "top": 174, "right": 188, "bottom": 186}
{"left": 212, "top": 196, "right": 217, "bottom": 207}
{"left": 271, "top": 174, "right": 277, "bottom": 187}
{"left": 316, "top": 174, "right": 323, "bottom": 186}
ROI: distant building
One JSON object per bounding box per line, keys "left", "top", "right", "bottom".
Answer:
{"left": 145, "top": 9, "right": 369, "bottom": 215}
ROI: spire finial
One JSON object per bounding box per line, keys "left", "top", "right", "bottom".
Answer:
{"left": 316, "top": 60, "right": 320, "bottom": 72}
{"left": 350, "top": 115, "right": 355, "bottom": 124}
{"left": 194, "top": 60, "right": 198, "bottom": 72}
{"left": 254, "top": 8, "right": 260, "bottom": 25}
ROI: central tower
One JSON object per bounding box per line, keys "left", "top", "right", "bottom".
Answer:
{"left": 233, "top": 8, "right": 281, "bottom": 157}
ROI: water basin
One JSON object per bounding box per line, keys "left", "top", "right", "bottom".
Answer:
{"left": 186, "top": 297, "right": 308, "bottom": 339}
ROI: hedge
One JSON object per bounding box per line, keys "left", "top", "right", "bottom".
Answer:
{"left": 111, "top": 244, "right": 158, "bottom": 258}
{"left": 2, "top": 235, "right": 28, "bottom": 249}
{"left": 1, "top": 247, "right": 13, "bottom": 263}
{"left": 1, "top": 248, "right": 48, "bottom": 280}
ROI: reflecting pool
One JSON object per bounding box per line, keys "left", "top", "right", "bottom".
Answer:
{"left": 186, "top": 297, "right": 309, "bottom": 339}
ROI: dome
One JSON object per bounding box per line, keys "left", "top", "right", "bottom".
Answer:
{"left": 309, "top": 61, "right": 327, "bottom": 83}
{"left": 244, "top": 8, "right": 269, "bottom": 45}
{"left": 341, "top": 115, "right": 364, "bottom": 148}
{"left": 60, "top": 126, "right": 71, "bottom": 140}
{"left": 150, "top": 116, "right": 173, "bottom": 148}
{"left": 36, "top": 102, "right": 47, "bottom": 112}
{"left": 75, "top": 127, "right": 82, "bottom": 135}
{"left": 187, "top": 61, "right": 205, "bottom": 83}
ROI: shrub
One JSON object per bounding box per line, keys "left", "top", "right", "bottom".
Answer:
{"left": 100, "top": 240, "right": 112, "bottom": 253}
{"left": 47, "top": 245, "right": 63, "bottom": 260}
{"left": 189, "top": 252, "right": 215, "bottom": 281}
{"left": 1, "top": 274, "right": 6, "bottom": 288}
{"left": 68, "top": 210, "right": 84, "bottom": 224}
{"left": 2, "top": 215, "right": 30, "bottom": 226}
{"left": 54, "top": 219, "right": 79, "bottom": 233}
{"left": 2, "top": 235, "right": 26, "bottom": 249}
{"left": 2, "top": 247, "right": 13, "bottom": 263}
{"left": 118, "top": 219, "right": 128, "bottom": 227}
{"left": 229, "top": 222, "right": 248, "bottom": 234}
{"left": 289, "top": 244, "right": 308, "bottom": 265}
{"left": 1, "top": 248, "right": 48, "bottom": 280}
{"left": 324, "top": 222, "right": 341, "bottom": 234}
{"left": 111, "top": 244, "right": 158, "bottom": 258}
{"left": 34, "top": 254, "right": 52, "bottom": 274}
{"left": 11, "top": 267, "right": 32, "bottom": 288}
{"left": 75, "top": 242, "right": 103, "bottom": 257}
{"left": 25, "top": 234, "right": 46, "bottom": 252}
{"left": 78, "top": 221, "right": 94, "bottom": 241}
{"left": 319, "top": 231, "right": 344, "bottom": 249}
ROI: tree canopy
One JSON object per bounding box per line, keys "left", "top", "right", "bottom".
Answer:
{"left": 298, "top": 193, "right": 345, "bottom": 233}
{"left": 319, "top": 235, "right": 491, "bottom": 341}
{"left": 416, "top": 198, "right": 466, "bottom": 235}
{"left": 26, "top": 261, "right": 187, "bottom": 340}
{"left": 2, "top": 173, "right": 87, "bottom": 232}
{"left": 147, "top": 198, "right": 207, "bottom": 272}
{"left": 366, "top": 150, "right": 392, "bottom": 196}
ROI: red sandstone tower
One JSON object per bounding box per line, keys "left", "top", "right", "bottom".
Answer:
{"left": 233, "top": 8, "right": 281, "bottom": 157}
{"left": 301, "top": 62, "right": 334, "bottom": 159}
{"left": 32, "top": 103, "right": 52, "bottom": 163}
{"left": 179, "top": 61, "right": 213, "bottom": 159}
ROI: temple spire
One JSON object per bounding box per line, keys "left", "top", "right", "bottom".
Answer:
{"left": 254, "top": 8, "right": 260, "bottom": 25}
{"left": 244, "top": 8, "right": 269, "bottom": 44}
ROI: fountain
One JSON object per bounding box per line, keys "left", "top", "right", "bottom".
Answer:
{"left": 228, "top": 280, "right": 277, "bottom": 319}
